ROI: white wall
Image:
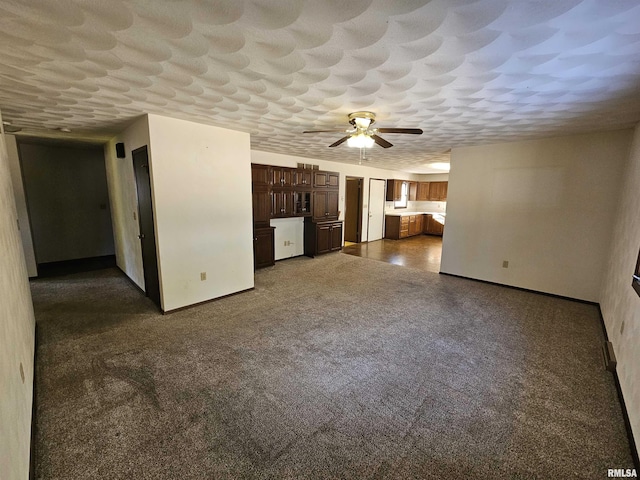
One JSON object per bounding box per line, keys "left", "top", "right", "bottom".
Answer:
{"left": 251, "top": 150, "right": 421, "bottom": 244}
{"left": 19, "top": 142, "right": 114, "bottom": 263}
{"left": 271, "top": 217, "right": 304, "bottom": 260}
{"left": 5, "top": 135, "right": 37, "bottom": 277}
{"left": 147, "top": 114, "right": 254, "bottom": 311}
{"left": 0, "top": 131, "right": 36, "bottom": 480}
{"left": 441, "top": 130, "right": 632, "bottom": 302}
{"left": 105, "top": 116, "right": 150, "bottom": 290}
{"left": 600, "top": 123, "right": 640, "bottom": 453}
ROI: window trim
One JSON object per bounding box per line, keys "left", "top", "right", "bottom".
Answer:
{"left": 394, "top": 181, "right": 408, "bottom": 209}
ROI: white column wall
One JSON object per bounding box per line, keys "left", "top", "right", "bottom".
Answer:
{"left": 147, "top": 114, "right": 254, "bottom": 311}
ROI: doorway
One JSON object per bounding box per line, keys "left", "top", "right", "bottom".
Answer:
{"left": 132, "top": 146, "right": 161, "bottom": 309}
{"left": 344, "top": 177, "right": 363, "bottom": 244}
{"left": 367, "top": 178, "right": 386, "bottom": 242}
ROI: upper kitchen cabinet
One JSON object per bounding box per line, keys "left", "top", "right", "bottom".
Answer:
{"left": 271, "top": 166, "right": 294, "bottom": 188}
{"left": 313, "top": 190, "right": 339, "bottom": 221}
{"left": 417, "top": 182, "right": 430, "bottom": 201}
{"left": 251, "top": 164, "right": 271, "bottom": 187}
{"left": 428, "top": 182, "right": 448, "bottom": 201}
{"left": 295, "top": 169, "right": 312, "bottom": 187}
{"left": 408, "top": 182, "right": 418, "bottom": 201}
{"left": 313, "top": 170, "right": 340, "bottom": 188}
{"left": 386, "top": 179, "right": 406, "bottom": 201}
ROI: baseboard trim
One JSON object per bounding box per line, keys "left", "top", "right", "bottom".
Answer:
{"left": 162, "top": 287, "right": 255, "bottom": 314}
{"left": 29, "top": 322, "right": 39, "bottom": 480}
{"left": 597, "top": 307, "right": 640, "bottom": 469}
{"left": 438, "top": 272, "right": 598, "bottom": 305}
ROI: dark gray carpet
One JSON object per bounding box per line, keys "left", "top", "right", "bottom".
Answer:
{"left": 32, "top": 253, "right": 634, "bottom": 479}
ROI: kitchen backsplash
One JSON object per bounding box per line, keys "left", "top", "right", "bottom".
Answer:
{"left": 385, "top": 201, "right": 447, "bottom": 213}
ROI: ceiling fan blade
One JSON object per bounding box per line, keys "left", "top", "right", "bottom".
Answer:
{"left": 372, "top": 135, "right": 393, "bottom": 148}
{"left": 303, "top": 129, "right": 349, "bottom": 133}
{"left": 377, "top": 128, "right": 423, "bottom": 135}
{"left": 329, "top": 136, "right": 350, "bottom": 147}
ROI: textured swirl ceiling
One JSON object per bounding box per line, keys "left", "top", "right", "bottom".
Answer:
{"left": 2, "top": 0, "right": 640, "bottom": 172}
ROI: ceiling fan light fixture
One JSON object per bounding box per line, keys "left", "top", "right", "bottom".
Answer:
{"left": 347, "top": 133, "right": 374, "bottom": 148}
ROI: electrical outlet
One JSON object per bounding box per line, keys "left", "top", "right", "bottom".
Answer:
{"left": 133, "top": 211, "right": 137, "bottom": 221}
{"left": 620, "top": 321, "right": 625, "bottom": 335}
{"left": 200, "top": 272, "right": 206, "bottom": 281}
{"left": 502, "top": 260, "right": 509, "bottom": 268}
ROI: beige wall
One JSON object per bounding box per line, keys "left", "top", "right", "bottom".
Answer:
{"left": 0, "top": 131, "right": 36, "bottom": 479}
{"left": 441, "top": 129, "right": 633, "bottom": 302}
{"left": 600, "top": 123, "right": 640, "bottom": 452}
{"left": 147, "top": 114, "right": 254, "bottom": 311}
{"left": 5, "top": 135, "right": 37, "bottom": 277}
{"left": 104, "top": 115, "right": 151, "bottom": 291}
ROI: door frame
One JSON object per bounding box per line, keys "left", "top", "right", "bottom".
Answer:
{"left": 367, "top": 178, "right": 386, "bottom": 242}
{"left": 345, "top": 176, "right": 364, "bottom": 243}
{"left": 132, "top": 145, "right": 162, "bottom": 310}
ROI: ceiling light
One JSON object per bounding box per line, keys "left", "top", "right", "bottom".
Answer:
{"left": 429, "top": 162, "right": 450, "bottom": 171}
{"left": 347, "top": 133, "right": 374, "bottom": 148}
{"left": 59, "top": 127, "right": 71, "bottom": 133}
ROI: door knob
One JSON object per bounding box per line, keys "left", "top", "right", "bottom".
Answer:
{"left": 138, "top": 233, "right": 145, "bottom": 239}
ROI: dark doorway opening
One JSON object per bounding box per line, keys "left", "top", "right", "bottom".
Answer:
{"left": 132, "top": 146, "right": 161, "bottom": 309}
{"left": 345, "top": 177, "right": 363, "bottom": 244}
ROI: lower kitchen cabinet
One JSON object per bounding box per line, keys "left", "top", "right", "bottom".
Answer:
{"left": 423, "top": 215, "right": 445, "bottom": 236}
{"left": 304, "top": 219, "right": 343, "bottom": 257}
{"left": 253, "top": 227, "right": 275, "bottom": 269}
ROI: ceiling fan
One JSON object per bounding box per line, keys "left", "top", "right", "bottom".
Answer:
{"left": 303, "top": 111, "right": 422, "bottom": 148}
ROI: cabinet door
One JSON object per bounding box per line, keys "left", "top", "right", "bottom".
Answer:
{"left": 326, "top": 190, "right": 339, "bottom": 219}
{"left": 294, "top": 191, "right": 311, "bottom": 216}
{"left": 316, "top": 224, "right": 332, "bottom": 254}
{"left": 416, "top": 214, "right": 423, "bottom": 233}
{"left": 295, "top": 169, "right": 312, "bottom": 187}
{"left": 272, "top": 167, "right": 294, "bottom": 187}
{"left": 417, "top": 182, "right": 430, "bottom": 201}
{"left": 409, "top": 182, "right": 418, "bottom": 201}
{"left": 327, "top": 172, "right": 339, "bottom": 188}
{"left": 313, "top": 191, "right": 328, "bottom": 220}
{"left": 408, "top": 215, "right": 417, "bottom": 236}
{"left": 330, "top": 222, "right": 343, "bottom": 251}
{"left": 428, "top": 182, "right": 448, "bottom": 201}
{"left": 251, "top": 164, "right": 271, "bottom": 187}
{"left": 254, "top": 228, "right": 275, "bottom": 269}
{"left": 272, "top": 191, "right": 294, "bottom": 217}
{"left": 423, "top": 214, "right": 432, "bottom": 234}
{"left": 252, "top": 187, "right": 271, "bottom": 226}
{"left": 313, "top": 171, "right": 328, "bottom": 188}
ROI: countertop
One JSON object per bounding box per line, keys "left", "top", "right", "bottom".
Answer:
{"left": 384, "top": 211, "right": 446, "bottom": 217}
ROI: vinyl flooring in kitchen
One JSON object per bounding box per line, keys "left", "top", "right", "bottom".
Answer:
{"left": 341, "top": 235, "right": 442, "bottom": 273}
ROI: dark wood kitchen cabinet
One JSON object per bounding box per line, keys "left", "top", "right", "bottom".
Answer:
{"left": 312, "top": 189, "right": 339, "bottom": 221}
{"left": 272, "top": 190, "right": 294, "bottom": 218}
{"left": 295, "top": 169, "right": 312, "bottom": 187}
{"left": 251, "top": 164, "right": 271, "bottom": 187}
{"left": 253, "top": 227, "right": 275, "bottom": 269}
{"left": 304, "top": 220, "right": 342, "bottom": 256}
{"left": 271, "top": 167, "right": 294, "bottom": 187}
{"left": 313, "top": 170, "right": 339, "bottom": 188}
{"left": 252, "top": 186, "right": 271, "bottom": 227}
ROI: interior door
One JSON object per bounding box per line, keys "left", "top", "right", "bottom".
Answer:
{"left": 132, "top": 146, "right": 161, "bottom": 309}
{"left": 368, "top": 179, "right": 386, "bottom": 242}
{"left": 345, "top": 177, "right": 363, "bottom": 243}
